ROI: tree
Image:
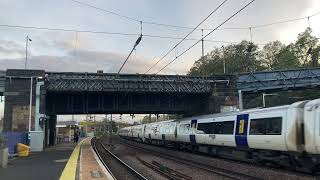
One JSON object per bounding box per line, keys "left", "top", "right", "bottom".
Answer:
{"left": 188, "top": 40, "right": 263, "bottom": 75}
{"left": 188, "top": 28, "right": 320, "bottom": 75}
{"left": 258, "top": 41, "right": 286, "bottom": 70}
{"left": 293, "top": 28, "right": 319, "bottom": 66}
{"left": 271, "top": 44, "right": 298, "bottom": 70}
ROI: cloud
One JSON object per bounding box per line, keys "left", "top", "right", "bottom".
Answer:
{"left": 53, "top": 33, "right": 92, "bottom": 51}
{"left": 0, "top": 40, "right": 25, "bottom": 56}
{"left": 0, "top": 47, "right": 186, "bottom": 74}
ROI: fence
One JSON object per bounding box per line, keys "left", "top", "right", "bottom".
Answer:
{"left": 0, "top": 132, "right": 27, "bottom": 155}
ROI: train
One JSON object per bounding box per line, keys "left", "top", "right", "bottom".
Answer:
{"left": 118, "top": 98, "right": 320, "bottom": 172}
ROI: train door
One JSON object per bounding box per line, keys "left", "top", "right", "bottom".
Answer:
{"left": 247, "top": 111, "right": 286, "bottom": 151}
{"left": 142, "top": 125, "right": 146, "bottom": 142}
{"left": 315, "top": 105, "right": 320, "bottom": 154}
{"left": 190, "top": 120, "right": 197, "bottom": 144}
{"left": 235, "top": 114, "right": 249, "bottom": 149}
{"left": 177, "top": 122, "right": 191, "bottom": 142}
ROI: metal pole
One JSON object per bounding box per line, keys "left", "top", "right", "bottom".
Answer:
{"left": 201, "top": 29, "right": 204, "bottom": 59}
{"left": 222, "top": 46, "right": 226, "bottom": 74}
{"left": 262, "top": 93, "right": 266, "bottom": 107}
{"left": 201, "top": 29, "right": 205, "bottom": 77}
{"left": 25, "top": 36, "right": 28, "bottom": 69}
{"left": 238, "top": 90, "right": 243, "bottom": 110}
{"left": 249, "top": 27, "right": 253, "bottom": 42}
{"left": 28, "top": 77, "right": 33, "bottom": 131}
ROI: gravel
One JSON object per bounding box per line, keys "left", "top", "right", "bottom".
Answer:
{"left": 102, "top": 136, "right": 230, "bottom": 179}
{"left": 92, "top": 138, "right": 146, "bottom": 180}
{"left": 115, "top": 137, "right": 318, "bottom": 180}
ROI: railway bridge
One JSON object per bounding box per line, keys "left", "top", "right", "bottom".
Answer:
{"left": 1, "top": 68, "right": 320, "bottom": 146}
{"left": 237, "top": 68, "right": 320, "bottom": 108}
{"left": 44, "top": 72, "right": 232, "bottom": 115}
{"left": 1, "top": 69, "right": 233, "bottom": 145}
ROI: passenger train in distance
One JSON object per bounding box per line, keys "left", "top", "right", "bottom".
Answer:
{"left": 119, "top": 98, "right": 320, "bottom": 172}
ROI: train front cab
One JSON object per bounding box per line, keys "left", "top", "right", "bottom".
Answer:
{"left": 304, "top": 99, "right": 320, "bottom": 171}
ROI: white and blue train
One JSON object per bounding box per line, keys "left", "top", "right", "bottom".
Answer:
{"left": 119, "top": 99, "right": 320, "bottom": 172}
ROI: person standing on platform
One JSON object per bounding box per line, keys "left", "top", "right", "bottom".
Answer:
{"left": 74, "top": 127, "right": 79, "bottom": 143}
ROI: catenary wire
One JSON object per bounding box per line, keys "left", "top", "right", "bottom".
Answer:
{"left": 0, "top": 24, "right": 247, "bottom": 44}
{"left": 155, "top": 0, "right": 256, "bottom": 74}
{"left": 143, "top": 0, "right": 228, "bottom": 74}
{"left": 70, "top": 0, "right": 320, "bottom": 31}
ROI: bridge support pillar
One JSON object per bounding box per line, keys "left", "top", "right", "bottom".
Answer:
{"left": 45, "top": 115, "right": 56, "bottom": 146}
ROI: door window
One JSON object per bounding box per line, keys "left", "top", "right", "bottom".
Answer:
{"left": 197, "top": 122, "right": 214, "bottom": 134}
{"left": 197, "top": 121, "right": 234, "bottom": 134}
{"left": 250, "top": 117, "right": 282, "bottom": 135}
{"left": 179, "top": 124, "right": 190, "bottom": 134}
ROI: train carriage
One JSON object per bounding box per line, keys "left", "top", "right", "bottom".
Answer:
{"left": 304, "top": 99, "right": 320, "bottom": 155}
{"left": 144, "top": 120, "right": 175, "bottom": 144}
{"left": 131, "top": 125, "right": 144, "bottom": 141}
{"left": 119, "top": 99, "right": 320, "bottom": 172}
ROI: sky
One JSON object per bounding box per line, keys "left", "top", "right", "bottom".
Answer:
{"left": 0, "top": 0, "right": 320, "bottom": 122}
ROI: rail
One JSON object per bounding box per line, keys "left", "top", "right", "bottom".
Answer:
{"left": 91, "top": 138, "right": 148, "bottom": 180}
{"left": 120, "top": 139, "right": 261, "bottom": 180}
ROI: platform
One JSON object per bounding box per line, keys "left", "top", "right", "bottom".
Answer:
{"left": 0, "top": 142, "right": 76, "bottom": 180}
{"left": 60, "top": 137, "right": 113, "bottom": 180}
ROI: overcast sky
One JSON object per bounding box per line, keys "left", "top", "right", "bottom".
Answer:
{"left": 1, "top": 0, "right": 320, "bottom": 121}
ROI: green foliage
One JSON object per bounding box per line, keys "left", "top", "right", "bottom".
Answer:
{"left": 94, "top": 118, "right": 119, "bottom": 137}
{"left": 188, "top": 28, "right": 320, "bottom": 75}
{"left": 140, "top": 114, "right": 179, "bottom": 124}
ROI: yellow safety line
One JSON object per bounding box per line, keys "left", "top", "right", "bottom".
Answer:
{"left": 59, "top": 138, "right": 86, "bottom": 180}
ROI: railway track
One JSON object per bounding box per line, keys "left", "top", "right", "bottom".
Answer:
{"left": 118, "top": 139, "right": 262, "bottom": 180}
{"left": 91, "top": 138, "right": 148, "bottom": 180}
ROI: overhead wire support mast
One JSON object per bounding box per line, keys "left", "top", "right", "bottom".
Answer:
{"left": 143, "top": 0, "right": 228, "bottom": 74}
{"left": 117, "top": 22, "right": 143, "bottom": 74}
{"left": 155, "top": 0, "right": 256, "bottom": 74}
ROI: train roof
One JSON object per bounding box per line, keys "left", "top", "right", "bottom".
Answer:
{"left": 120, "top": 99, "right": 313, "bottom": 128}
{"left": 305, "top": 98, "right": 320, "bottom": 107}
{"left": 143, "top": 119, "right": 175, "bottom": 126}
{"left": 174, "top": 100, "right": 309, "bottom": 122}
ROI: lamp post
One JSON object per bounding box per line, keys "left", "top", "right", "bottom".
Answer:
{"left": 25, "top": 36, "right": 32, "bottom": 69}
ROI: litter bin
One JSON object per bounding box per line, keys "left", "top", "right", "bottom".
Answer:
{"left": 17, "top": 143, "right": 30, "bottom": 157}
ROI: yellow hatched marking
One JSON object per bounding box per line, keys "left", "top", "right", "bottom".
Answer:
{"left": 60, "top": 139, "right": 86, "bottom": 180}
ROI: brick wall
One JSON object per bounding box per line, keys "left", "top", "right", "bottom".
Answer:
{"left": 12, "top": 105, "right": 35, "bottom": 132}
{"left": 3, "top": 69, "right": 44, "bottom": 132}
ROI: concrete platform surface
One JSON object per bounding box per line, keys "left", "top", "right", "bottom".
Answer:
{"left": 60, "top": 137, "right": 112, "bottom": 180}
{"left": 0, "top": 143, "right": 76, "bottom": 180}
{"left": 79, "top": 138, "right": 112, "bottom": 180}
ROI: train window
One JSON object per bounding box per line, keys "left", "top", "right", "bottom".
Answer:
{"left": 249, "top": 119, "right": 266, "bottom": 135}
{"left": 223, "top": 121, "right": 235, "bottom": 134}
{"left": 266, "top": 117, "right": 282, "bottom": 135}
{"left": 250, "top": 117, "right": 282, "bottom": 135}
{"left": 213, "top": 122, "right": 223, "bottom": 134}
{"left": 213, "top": 121, "right": 234, "bottom": 134}
{"left": 171, "top": 125, "right": 175, "bottom": 133}
{"left": 197, "top": 122, "right": 214, "bottom": 134}
{"left": 179, "top": 124, "right": 190, "bottom": 134}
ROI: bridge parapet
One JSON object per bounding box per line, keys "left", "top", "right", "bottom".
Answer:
{"left": 237, "top": 68, "right": 320, "bottom": 93}
{"left": 45, "top": 72, "right": 232, "bottom": 93}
